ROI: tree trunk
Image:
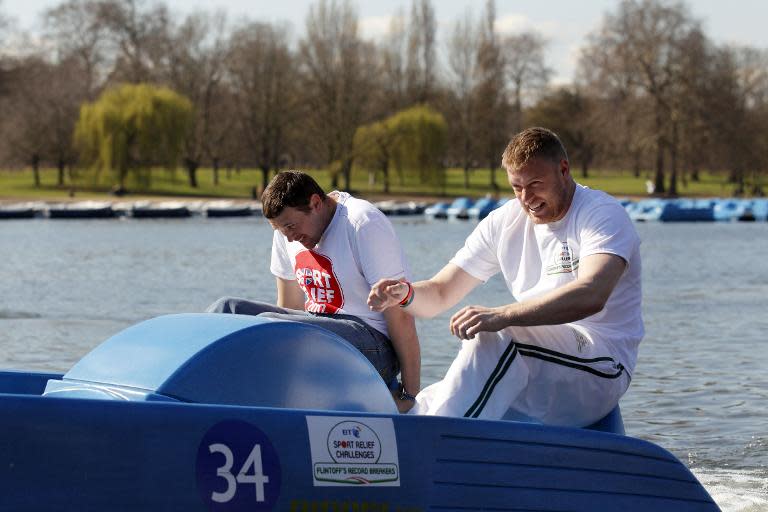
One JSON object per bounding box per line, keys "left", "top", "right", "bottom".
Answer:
{"left": 382, "top": 164, "right": 390, "bottom": 194}
{"left": 184, "top": 158, "right": 199, "bottom": 188}
{"left": 653, "top": 109, "right": 666, "bottom": 195}
{"left": 260, "top": 165, "right": 270, "bottom": 191}
{"left": 667, "top": 122, "right": 678, "bottom": 197}
{"left": 734, "top": 168, "right": 745, "bottom": 196}
{"left": 653, "top": 151, "right": 665, "bottom": 195}
{"left": 212, "top": 158, "right": 220, "bottom": 186}
{"left": 690, "top": 166, "right": 700, "bottom": 182}
{"left": 341, "top": 158, "right": 353, "bottom": 191}
{"left": 489, "top": 164, "right": 499, "bottom": 192}
{"left": 653, "top": 140, "right": 665, "bottom": 195}
{"left": 633, "top": 152, "right": 641, "bottom": 178}
{"left": 57, "top": 157, "right": 66, "bottom": 186}
{"left": 118, "top": 165, "right": 128, "bottom": 188}
{"left": 330, "top": 171, "right": 339, "bottom": 189}
{"left": 32, "top": 154, "right": 41, "bottom": 188}
{"left": 668, "top": 163, "right": 678, "bottom": 197}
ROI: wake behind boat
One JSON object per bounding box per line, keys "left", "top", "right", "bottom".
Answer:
{"left": 0, "top": 313, "right": 719, "bottom": 511}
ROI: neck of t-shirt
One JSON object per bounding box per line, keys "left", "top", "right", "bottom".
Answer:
{"left": 317, "top": 195, "right": 340, "bottom": 246}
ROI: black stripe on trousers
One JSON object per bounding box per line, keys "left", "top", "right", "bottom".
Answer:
{"left": 463, "top": 339, "right": 518, "bottom": 418}
{"left": 513, "top": 341, "right": 618, "bottom": 365}
{"left": 463, "top": 340, "right": 625, "bottom": 418}
{"left": 517, "top": 348, "right": 625, "bottom": 379}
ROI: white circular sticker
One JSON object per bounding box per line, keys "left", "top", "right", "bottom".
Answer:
{"left": 326, "top": 421, "right": 381, "bottom": 464}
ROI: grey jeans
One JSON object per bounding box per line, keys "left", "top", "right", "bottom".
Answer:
{"left": 206, "top": 297, "right": 399, "bottom": 386}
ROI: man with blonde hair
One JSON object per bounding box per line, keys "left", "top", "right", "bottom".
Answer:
{"left": 368, "top": 127, "right": 642, "bottom": 426}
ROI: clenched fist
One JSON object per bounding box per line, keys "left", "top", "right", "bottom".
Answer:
{"left": 368, "top": 279, "right": 409, "bottom": 311}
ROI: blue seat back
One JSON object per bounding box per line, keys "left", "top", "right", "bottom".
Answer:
{"left": 43, "top": 313, "right": 397, "bottom": 414}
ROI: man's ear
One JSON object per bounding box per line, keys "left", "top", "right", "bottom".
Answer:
{"left": 309, "top": 193, "right": 322, "bottom": 210}
{"left": 560, "top": 159, "right": 570, "bottom": 177}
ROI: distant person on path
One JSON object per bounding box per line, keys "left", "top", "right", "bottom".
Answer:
{"left": 207, "top": 171, "right": 420, "bottom": 412}
{"left": 368, "top": 127, "right": 643, "bottom": 426}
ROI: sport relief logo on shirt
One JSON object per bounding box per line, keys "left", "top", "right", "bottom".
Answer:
{"left": 294, "top": 250, "right": 345, "bottom": 314}
{"left": 546, "top": 241, "right": 579, "bottom": 275}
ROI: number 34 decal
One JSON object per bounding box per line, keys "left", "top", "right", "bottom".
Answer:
{"left": 196, "top": 420, "right": 282, "bottom": 511}
{"left": 209, "top": 443, "right": 270, "bottom": 503}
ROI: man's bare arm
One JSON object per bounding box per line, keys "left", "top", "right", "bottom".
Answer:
{"left": 368, "top": 263, "right": 482, "bottom": 318}
{"left": 276, "top": 277, "right": 305, "bottom": 310}
{"left": 450, "top": 253, "right": 627, "bottom": 339}
{"left": 382, "top": 307, "right": 420, "bottom": 413}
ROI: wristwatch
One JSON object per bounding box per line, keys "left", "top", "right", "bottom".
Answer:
{"left": 398, "top": 383, "right": 417, "bottom": 401}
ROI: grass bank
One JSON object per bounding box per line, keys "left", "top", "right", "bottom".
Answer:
{"left": 0, "top": 166, "right": 742, "bottom": 202}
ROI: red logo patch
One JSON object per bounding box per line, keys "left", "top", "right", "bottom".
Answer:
{"left": 294, "top": 250, "right": 344, "bottom": 314}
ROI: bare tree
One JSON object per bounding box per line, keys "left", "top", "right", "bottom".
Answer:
{"left": 444, "top": 10, "right": 480, "bottom": 189}
{"left": 665, "top": 28, "right": 712, "bottom": 194}
{"left": 406, "top": 0, "right": 436, "bottom": 104}
{"left": 228, "top": 21, "right": 299, "bottom": 191}
{"left": 577, "top": 31, "right": 654, "bottom": 179}
{"left": 474, "top": 0, "right": 509, "bottom": 190}
{"left": 0, "top": 0, "right": 7, "bottom": 48}
{"left": 379, "top": 9, "right": 410, "bottom": 113}
{"left": 725, "top": 46, "right": 768, "bottom": 194}
{"left": 502, "top": 31, "right": 551, "bottom": 134}
{"left": 1, "top": 56, "right": 81, "bottom": 186}
{"left": 299, "top": 0, "right": 376, "bottom": 190}
{"left": 43, "top": 0, "right": 109, "bottom": 100}
{"left": 581, "top": 0, "right": 700, "bottom": 195}
{"left": 95, "top": 0, "right": 170, "bottom": 84}
{"left": 162, "top": 10, "right": 229, "bottom": 188}
{"left": 0, "top": 1, "right": 9, "bottom": 96}
{"left": 527, "top": 87, "right": 602, "bottom": 178}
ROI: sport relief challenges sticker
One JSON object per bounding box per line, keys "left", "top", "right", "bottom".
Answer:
{"left": 306, "top": 416, "right": 400, "bottom": 486}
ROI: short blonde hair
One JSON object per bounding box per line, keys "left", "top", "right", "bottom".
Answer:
{"left": 501, "top": 127, "right": 568, "bottom": 171}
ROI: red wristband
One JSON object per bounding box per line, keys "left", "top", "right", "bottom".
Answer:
{"left": 399, "top": 281, "right": 414, "bottom": 307}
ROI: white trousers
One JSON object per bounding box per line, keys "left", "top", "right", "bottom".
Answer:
{"left": 411, "top": 324, "right": 631, "bottom": 427}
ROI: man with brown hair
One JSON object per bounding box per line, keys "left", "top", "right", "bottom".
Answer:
{"left": 368, "top": 127, "right": 643, "bottom": 425}
{"left": 208, "top": 170, "right": 420, "bottom": 412}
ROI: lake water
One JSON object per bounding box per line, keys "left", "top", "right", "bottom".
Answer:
{"left": 1, "top": 215, "right": 766, "bottom": 510}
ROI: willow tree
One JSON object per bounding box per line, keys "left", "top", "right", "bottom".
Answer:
{"left": 74, "top": 83, "right": 193, "bottom": 189}
{"left": 354, "top": 120, "right": 397, "bottom": 192}
{"left": 354, "top": 105, "right": 447, "bottom": 193}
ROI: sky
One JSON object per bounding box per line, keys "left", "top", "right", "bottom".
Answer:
{"left": 3, "top": 0, "right": 768, "bottom": 84}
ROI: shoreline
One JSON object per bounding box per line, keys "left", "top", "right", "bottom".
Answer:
{"left": 0, "top": 191, "right": 685, "bottom": 206}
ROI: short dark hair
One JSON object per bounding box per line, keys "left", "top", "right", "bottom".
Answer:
{"left": 501, "top": 127, "right": 568, "bottom": 171}
{"left": 262, "top": 170, "right": 327, "bottom": 218}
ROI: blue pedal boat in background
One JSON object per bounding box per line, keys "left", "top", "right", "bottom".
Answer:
{"left": 0, "top": 314, "right": 719, "bottom": 511}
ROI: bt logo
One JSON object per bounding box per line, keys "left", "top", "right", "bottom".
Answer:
{"left": 342, "top": 426, "right": 362, "bottom": 438}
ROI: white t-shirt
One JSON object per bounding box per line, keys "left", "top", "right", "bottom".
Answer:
{"left": 451, "top": 185, "right": 644, "bottom": 373}
{"left": 270, "top": 192, "right": 410, "bottom": 336}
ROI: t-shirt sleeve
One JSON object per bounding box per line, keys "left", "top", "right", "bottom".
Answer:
{"left": 580, "top": 203, "right": 640, "bottom": 265}
{"left": 355, "top": 215, "right": 409, "bottom": 285}
{"left": 270, "top": 230, "right": 295, "bottom": 280}
{"left": 449, "top": 213, "right": 502, "bottom": 282}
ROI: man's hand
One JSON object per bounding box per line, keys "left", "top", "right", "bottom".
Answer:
{"left": 368, "top": 279, "right": 408, "bottom": 312}
{"left": 449, "top": 305, "right": 511, "bottom": 340}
